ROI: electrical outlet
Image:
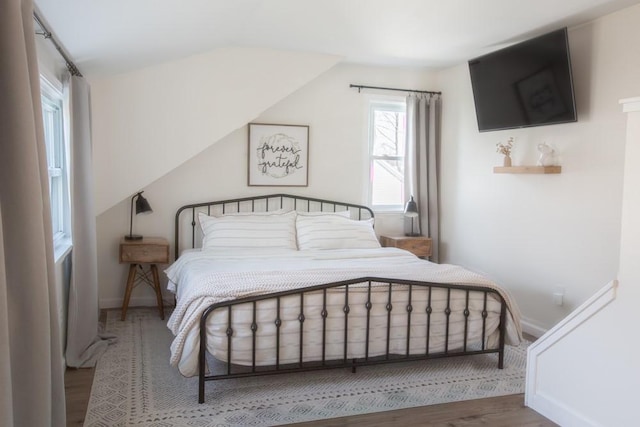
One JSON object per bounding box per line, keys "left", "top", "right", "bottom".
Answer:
{"left": 553, "top": 286, "right": 565, "bottom": 306}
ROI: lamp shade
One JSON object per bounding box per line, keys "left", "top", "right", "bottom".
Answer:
{"left": 404, "top": 195, "right": 419, "bottom": 218}
{"left": 125, "top": 191, "right": 153, "bottom": 240}
{"left": 404, "top": 195, "right": 420, "bottom": 237}
{"left": 135, "top": 193, "right": 153, "bottom": 214}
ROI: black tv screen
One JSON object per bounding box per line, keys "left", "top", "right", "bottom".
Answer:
{"left": 468, "top": 28, "right": 577, "bottom": 132}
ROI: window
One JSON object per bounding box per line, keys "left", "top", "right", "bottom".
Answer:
{"left": 40, "top": 77, "right": 70, "bottom": 252}
{"left": 368, "top": 100, "right": 407, "bottom": 210}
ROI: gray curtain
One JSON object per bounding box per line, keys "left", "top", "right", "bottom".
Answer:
{"left": 65, "top": 76, "right": 111, "bottom": 367}
{"left": 405, "top": 94, "right": 441, "bottom": 262}
{"left": 0, "top": 0, "right": 66, "bottom": 425}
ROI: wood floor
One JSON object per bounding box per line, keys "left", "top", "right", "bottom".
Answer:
{"left": 65, "top": 366, "right": 95, "bottom": 427}
{"left": 65, "top": 369, "right": 557, "bottom": 427}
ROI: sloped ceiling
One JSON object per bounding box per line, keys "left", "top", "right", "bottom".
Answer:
{"left": 91, "top": 47, "right": 341, "bottom": 214}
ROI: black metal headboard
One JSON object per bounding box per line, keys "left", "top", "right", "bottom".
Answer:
{"left": 174, "top": 194, "right": 375, "bottom": 259}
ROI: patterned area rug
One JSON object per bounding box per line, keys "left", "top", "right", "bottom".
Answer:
{"left": 84, "top": 308, "right": 529, "bottom": 426}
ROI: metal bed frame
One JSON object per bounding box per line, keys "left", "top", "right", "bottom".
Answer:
{"left": 174, "top": 194, "right": 507, "bottom": 404}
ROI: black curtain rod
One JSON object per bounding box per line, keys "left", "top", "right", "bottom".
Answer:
{"left": 350, "top": 84, "right": 441, "bottom": 96}
{"left": 33, "top": 11, "right": 82, "bottom": 77}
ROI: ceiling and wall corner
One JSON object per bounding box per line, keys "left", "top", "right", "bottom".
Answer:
{"left": 33, "top": 0, "right": 640, "bottom": 76}
{"left": 33, "top": 0, "right": 640, "bottom": 215}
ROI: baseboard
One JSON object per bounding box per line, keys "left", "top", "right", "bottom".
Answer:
{"left": 527, "top": 391, "right": 599, "bottom": 427}
{"left": 100, "top": 296, "right": 172, "bottom": 310}
{"left": 520, "top": 317, "right": 547, "bottom": 338}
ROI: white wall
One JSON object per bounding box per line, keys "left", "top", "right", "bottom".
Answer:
{"left": 96, "top": 63, "right": 436, "bottom": 307}
{"left": 436, "top": 4, "right": 640, "bottom": 332}
{"left": 527, "top": 99, "right": 640, "bottom": 427}
{"left": 90, "top": 47, "right": 341, "bottom": 215}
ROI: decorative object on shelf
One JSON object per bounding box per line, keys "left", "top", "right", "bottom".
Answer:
{"left": 496, "top": 137, "right": 515, "bottom": 167}
{"left": 125, "top": 191, "right": 153, "bottom": 241}
{"left": 404, "top": 195, "right": 420, "bottom": 236}
{"left": 248, "top": 123, "right": 309, "bottom": 187}
{"left": 536, "top": 142, "right": 555, "bottom": 166}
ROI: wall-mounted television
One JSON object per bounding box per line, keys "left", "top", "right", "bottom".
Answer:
{"left": 468, "top": 28, "right": 577, "bottom": 132}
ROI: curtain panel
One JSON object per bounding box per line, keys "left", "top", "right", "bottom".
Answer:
{"left": 405, "top": 94, "right": 442, "bottom": 262}
{"left": 0, "top": 0, "right": 66, "bottom": 425}
{"left": 65, "top": 76, "right": 111, "bottom": 367}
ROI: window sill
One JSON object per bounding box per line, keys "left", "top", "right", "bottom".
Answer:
{"left": 53, "top": 236, "right": 72, "bottom": 263}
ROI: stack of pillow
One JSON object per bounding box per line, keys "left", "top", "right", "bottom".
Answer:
{"left": 198, "top": 209, "right": 380, "bottom": 251}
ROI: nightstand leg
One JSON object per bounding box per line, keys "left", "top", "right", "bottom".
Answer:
{"left": 121, "top": 264, "right": 137, "bottom": 321}
{"left": 151, "top": 264, "right": 164, "bottom": 320}
{"left": 150, "top": 264, "right": 165, "bottom": 320}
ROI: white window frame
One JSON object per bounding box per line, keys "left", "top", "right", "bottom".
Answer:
{"left": 367, "top": 99, "right": 407, "bottom": 212}
{"left": 40, "top": 76, "right": 71, "bottom": 258}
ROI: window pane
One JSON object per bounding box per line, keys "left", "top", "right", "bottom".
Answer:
{"left": 371, "top": 159, "right": 404, "bottom": 206}
{"left": 369, "top": 101, "right": 406, "bottom": 209}
{"left": 51, "top": 176, "right": 63, "bottom": 234}
{"left": 372, "top": 110, "right": 406, "bottom": 157}
{"left": 40, "top": 77, "right": 68, "bottom": 240}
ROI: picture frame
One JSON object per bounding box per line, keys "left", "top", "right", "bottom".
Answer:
{"left": 248, "top": 123, "right": 309, "bottom": 187}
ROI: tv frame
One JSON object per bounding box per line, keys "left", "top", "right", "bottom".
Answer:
{"left": 468, "top": 28, "right": 577, "bottom": 133}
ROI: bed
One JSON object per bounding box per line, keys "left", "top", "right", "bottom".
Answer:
{"left": 166, "top": 194, "right": 522, "bottom": 403}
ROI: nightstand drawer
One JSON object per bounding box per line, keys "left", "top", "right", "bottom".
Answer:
{"left": 380, "top": 235, "right": 432, "bottom": 258}
{"left": 119, "top": 238, "right": 169, "bottom": 264}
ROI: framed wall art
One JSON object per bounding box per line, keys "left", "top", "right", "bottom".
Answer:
{"left": 248, "top": 123, "right": 309, "bottom": 187}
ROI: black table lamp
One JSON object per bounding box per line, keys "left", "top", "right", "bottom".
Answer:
{"left": 125, "top": 191, "right": 153, "bottom": 240}
{"left": 404, "top": 195, "right": 420, "bottom": 237}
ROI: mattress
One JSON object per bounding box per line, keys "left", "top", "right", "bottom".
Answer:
{"left": 165, "top": 247, "right": 522, "bottom": 377}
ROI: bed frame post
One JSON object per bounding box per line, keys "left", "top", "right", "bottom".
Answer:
{"left": 198, "top": 306, "right": 214, "bottom": 403}
{"left": 498, "top": 298, "right": 508, "bottom": 369}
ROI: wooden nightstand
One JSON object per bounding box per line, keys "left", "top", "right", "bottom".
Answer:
{"left": 119, "top": 237, "right": 169, "bottom": 321}
{"left": 380, "top": 235, "right": 432, "bottom": 258}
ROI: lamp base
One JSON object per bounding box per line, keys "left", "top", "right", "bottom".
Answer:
{"left": 124, "top": 234, "right": 143, "bottom": 241}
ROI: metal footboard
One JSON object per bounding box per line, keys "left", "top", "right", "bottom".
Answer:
{"left": 197, "top": 277, "right": 507, "bottom": 403}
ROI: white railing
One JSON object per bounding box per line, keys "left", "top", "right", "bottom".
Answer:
{"left": 525, "top": 280, "right": 618, "bottom": 426}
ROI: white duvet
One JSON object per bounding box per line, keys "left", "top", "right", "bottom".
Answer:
{"left": 165, "top": 247, "right": 523, "bottom": 377}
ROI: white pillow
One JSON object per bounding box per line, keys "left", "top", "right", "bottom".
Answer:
{"left": 198, "top": 209, "right": 289, "bottom": 235}
{"left": 199, "top": 211, "right": 297, "bottom": 250}
{"left": 297, "top": 210, "right": 351, "bottom": 218}
{"left": 296, "top": 215, "right": 380, "bottom": 250}
{"left": 209, "top": 208, "right": 289, "bottom": 217}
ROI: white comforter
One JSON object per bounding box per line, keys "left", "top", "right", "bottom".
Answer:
{"left": 166, "top": 247, "right": 522, "bottom": 377}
